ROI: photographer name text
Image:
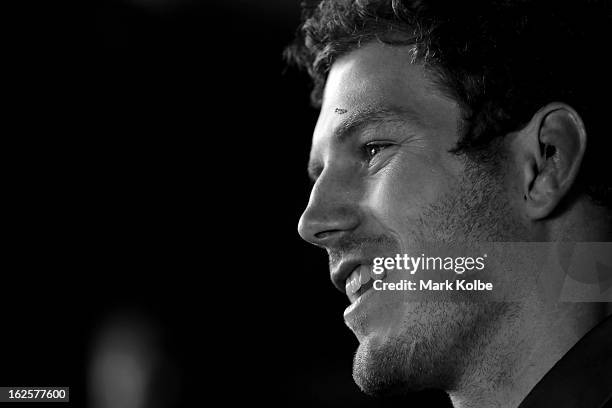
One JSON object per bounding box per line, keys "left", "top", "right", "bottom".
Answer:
{"left": 374, "top": 279, "right": 493, "bottom": 291}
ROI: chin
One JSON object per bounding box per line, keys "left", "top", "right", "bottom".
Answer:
{"left": 350, "top": 300, "right": 512, "bottom": 397}
{"left": 352, "top": 330, "right": 451, "bottom": 397}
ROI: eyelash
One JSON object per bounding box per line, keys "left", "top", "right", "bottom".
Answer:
{"left": 363, "top": 142, "right": 392, "bottom": 161}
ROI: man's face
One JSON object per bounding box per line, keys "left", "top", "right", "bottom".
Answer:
{"left": 298, "top": 42, "right": 532, "bottom": 394}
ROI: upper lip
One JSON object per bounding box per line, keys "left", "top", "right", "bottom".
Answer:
{"left": 331, "top": 259, "right": 369, "bottom": 294}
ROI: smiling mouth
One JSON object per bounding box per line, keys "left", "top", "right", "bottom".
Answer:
{"left": 345, "top": 265, "right": 383, "bottom": 303}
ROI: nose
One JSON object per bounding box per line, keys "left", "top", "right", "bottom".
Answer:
{"left": 297, "top": 172, "right": 360, "bottom": 248}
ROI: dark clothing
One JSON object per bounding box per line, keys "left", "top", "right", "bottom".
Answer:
{"left": 518, "top": 315, "right": 612, "bottom": 408}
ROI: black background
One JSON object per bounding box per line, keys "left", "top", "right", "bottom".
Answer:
{"left": 3, "top": 1, "right": 452, "bottom": 407}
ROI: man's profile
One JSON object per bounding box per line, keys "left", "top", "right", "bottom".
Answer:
{"left": 286, "top": 1, "right": 612, "bottom": 407}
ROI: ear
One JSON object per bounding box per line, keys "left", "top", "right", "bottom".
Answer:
{"left": 516, "top": 103, "right": 587, "bottom": 220}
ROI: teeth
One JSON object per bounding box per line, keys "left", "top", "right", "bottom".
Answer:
{"left": 345, "top": 269, "right": 361, "bottom": 295}
{"left": 359, "top": 265, "right": 371, "bottom": 285}
{"left": 345, "top": 265, "right": 375, "bottom": 298}
{"left": 345, "top": 264, "right": 384, "bottom": 303}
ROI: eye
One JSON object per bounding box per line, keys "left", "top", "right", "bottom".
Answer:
{"left": 364, "top": 142, "right": 392, "bottom": 160}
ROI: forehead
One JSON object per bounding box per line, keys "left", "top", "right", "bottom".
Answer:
{"left": 313, "top": 42, "right": 457, "bottom": 147}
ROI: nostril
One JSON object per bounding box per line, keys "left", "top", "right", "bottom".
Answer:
{"left": 314, "top": 230, "right": 341, "bottom": 240}
{"left": 298, "top": 204, "right": 360, "bottom": 245}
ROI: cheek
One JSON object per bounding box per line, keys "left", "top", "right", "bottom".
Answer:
{"left": 363, "top": 152, "right": 458, "bottom": 240}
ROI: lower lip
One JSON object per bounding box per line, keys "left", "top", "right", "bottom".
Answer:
{"left": 343, "top": 283, "right": 377, "bottom": 318}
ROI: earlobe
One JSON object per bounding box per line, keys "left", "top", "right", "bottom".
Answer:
{"left": 520, "top": 104, "right": 587, "bottom": 220}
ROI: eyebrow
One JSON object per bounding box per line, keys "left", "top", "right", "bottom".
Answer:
{"left": 334, "top": 106, "right": 422, "bottom": 143}
{"left": 307, "top": 106, "right": 423, "bottom": 182}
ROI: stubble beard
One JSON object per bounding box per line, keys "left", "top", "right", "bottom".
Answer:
{"left": 352, "top": 160, "right": 525, "bottom": 396}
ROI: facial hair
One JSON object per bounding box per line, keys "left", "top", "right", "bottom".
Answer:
{"left": 352, "top": 161, "right": 525, "bottom": 396}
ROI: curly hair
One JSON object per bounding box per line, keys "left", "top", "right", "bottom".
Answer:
{"left": 285, "top": 0, "right": 612, "bottom": 207}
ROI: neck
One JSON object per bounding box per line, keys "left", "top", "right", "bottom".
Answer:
{"left": 448, "top": 302, "right": 604, "bottom": 408}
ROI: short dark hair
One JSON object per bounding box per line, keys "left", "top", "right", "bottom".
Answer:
{"left": 285, "top": 0, "right": 612, "bottom": 207}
